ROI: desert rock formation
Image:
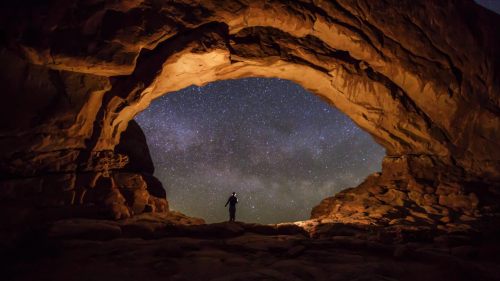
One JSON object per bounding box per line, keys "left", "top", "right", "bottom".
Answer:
{"left": 4, "top": 215, "right": 500, "bottom": 281}
{"left": 0, "top": 0, "right": 499, "bottom": 229}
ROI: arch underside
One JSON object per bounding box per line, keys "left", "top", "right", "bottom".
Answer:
{"left": 0, "top": 0, "right": 499, "bottom": 230}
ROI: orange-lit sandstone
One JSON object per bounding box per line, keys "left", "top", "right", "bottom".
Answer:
{"left": 0, "top": 0, "right": 499, "bottom": 233}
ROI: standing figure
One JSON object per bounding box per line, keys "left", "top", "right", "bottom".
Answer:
{"left": 225, "top": 192, "right": 238, "bottom": 222}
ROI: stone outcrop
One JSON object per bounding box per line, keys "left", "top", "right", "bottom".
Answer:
{"left": 311, "top": 155, "right": 500, "bottom": 231}
{"left": 0, "top": 119, "right": 168, "bottom": 228}
{"left": 0, "top": 0, "right": 499, "bottom": 226}
{"left": 4, "top": 214, "right": 500, "bottom": 281}
{"left": 115, "top": 119, "right": 155, "bottom": 174}
{"left": 113, "top": 119, "right": 169, "bottom": 214}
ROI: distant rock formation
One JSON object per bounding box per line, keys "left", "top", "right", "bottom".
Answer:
{"left": 310, "top": 155, "right": 497, "bottom": 232}
{"left": 0, "top": 0, "right": 499, "bottom": 229}
{"left": 115, "top": 120, "right": 155, "bottom": 175}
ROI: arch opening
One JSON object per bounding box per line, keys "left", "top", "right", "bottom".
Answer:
{"left": 0, "top": 0, "right": 499, "bottom": 275}
{"left": 132, "top": 78, "right": 385, "bottom": 224}
{"left": 0, "top": 0, "right": 498, "bottom": 230}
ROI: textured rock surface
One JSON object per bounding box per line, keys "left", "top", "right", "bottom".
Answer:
{"left": 0, "top": 0, "right": 499, "bottom": 225}
{"left": 0, "top": 120, "right": 168, "bottom": 227}
{"left": 2, "top": 216, "right": 500, "bottom": 281}
{"left": 311, "top": 155, "right": 500, "bottom": 230}
{"left": 115, "top": 119, "right": 155, "bottom": 174}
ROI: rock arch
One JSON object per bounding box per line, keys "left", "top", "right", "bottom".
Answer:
{"left": 0, "top": 0, "right": 499, "bottom": 228}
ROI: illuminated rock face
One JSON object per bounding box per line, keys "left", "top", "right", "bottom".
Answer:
{"left": 310, "top": 156, "right": 486, "bottom": 230}
{"left": 0, "top": 0, "right": 499, "bottom": 226}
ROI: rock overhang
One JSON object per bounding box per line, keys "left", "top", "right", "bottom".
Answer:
{"left": 0, "top": 0, "right": 498, "bottom": 228}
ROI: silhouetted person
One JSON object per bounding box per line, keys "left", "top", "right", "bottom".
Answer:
{"left": 225, "top": 192, "right": 238, "bottom": 222}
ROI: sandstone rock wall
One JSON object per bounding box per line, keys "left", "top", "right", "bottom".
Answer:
{"left": 0, "top": 118, "right": 168, "bottom": 225}
{"left": 0, "top": 0, "right": 499, "bottom": 223}
{"left": 311, "top": 155, "right": 500, "bottom": 231}
{"left": 115, "top": 120, "right": 155, "bottom": 174}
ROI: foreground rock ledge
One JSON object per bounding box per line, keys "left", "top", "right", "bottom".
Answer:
{"left": 2, "top": 213, "right": 500, "bottom": 281}
{"left": 0, "top": 0, "right": 499, "bottom": 230}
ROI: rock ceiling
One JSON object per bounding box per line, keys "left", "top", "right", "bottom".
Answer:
{"left": 0, "top": 0, "right": 498, "bottom": 228}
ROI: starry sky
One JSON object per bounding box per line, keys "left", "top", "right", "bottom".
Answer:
{"left": 135, "top": 78, "right": 385, "bottom": 224}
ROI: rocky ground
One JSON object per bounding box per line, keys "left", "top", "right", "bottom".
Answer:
{"left": 1, "top": 213, "right": 499, "bottom": 281}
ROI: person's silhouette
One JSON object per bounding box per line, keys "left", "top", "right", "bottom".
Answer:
{"left": 224, "top": 192, "right": 238, "bottom": 222}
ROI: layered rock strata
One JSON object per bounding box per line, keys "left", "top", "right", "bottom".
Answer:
{"left": 0, "top": 119, "right": 168, "bottom": 230}
{"left": 0, "top": 0, "right": 499, "bottom": 226}
{"left": 312, "top": 155, "right": 500, "bottom": 231}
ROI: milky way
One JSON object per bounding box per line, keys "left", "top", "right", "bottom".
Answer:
{"left": 135, "top": 78, "right": 385, "bottom": 223}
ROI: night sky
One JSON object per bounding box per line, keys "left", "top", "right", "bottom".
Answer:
{"left": 475, "top": 0, "right": 500, "bottom": 14}
{"left": 135, "top": 78, "right": 385, "bottom": 223}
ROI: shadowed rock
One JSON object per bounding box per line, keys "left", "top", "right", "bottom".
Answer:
{"left": 0, "top": 0, "right": 499, "bottom": 232}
